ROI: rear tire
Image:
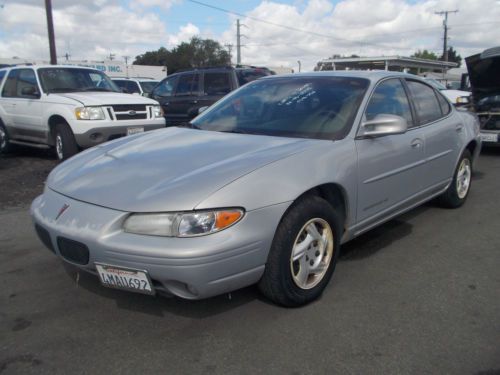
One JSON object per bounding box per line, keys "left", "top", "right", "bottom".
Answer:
{"left": 0, "top": 122, "right": 14, "bottom": 154}
{"left": 258, "top": 195, "right": 342, "bottom": 307}
{"left": 437, "top": 149, "right": 472, "bottom": 208}
{"left": 54, "top": 123, "right": 79, "bottom": 161}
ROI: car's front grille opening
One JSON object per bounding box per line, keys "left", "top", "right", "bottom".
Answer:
{"left": 115, "top": 113, "right": 148, "bottom": 120}
{"left": 34, "top": 224, "right": 55, "bottom": 253}
{"left": 111, "top": 104, "right": 147, "bottom": 112}
{"left": 57, "top": 237, "right": 90, "bottom": 265}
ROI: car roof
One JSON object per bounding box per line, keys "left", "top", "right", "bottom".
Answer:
{"left": 268, "top": 70, "right": 418, "bottom": 83}
{"left": 0, "top": 64, "right": 103, "bottom": 71}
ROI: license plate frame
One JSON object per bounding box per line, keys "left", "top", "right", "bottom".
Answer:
{"left": 127, "top": 126, "right": 144, "bottom": 136}
{"left": 95, "top": 263, "right": 155, "bottom": 295}
{"left": 480, "top": 132, "right": 498, "bottom": 143}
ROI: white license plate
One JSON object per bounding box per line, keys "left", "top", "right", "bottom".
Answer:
{"left": 480, "top": 133, "right": 498, "bottom": 142}
{"left": 127, "top": 127, "right": 144, "bottom": 136}
{"left": 95, "top": 263, "right": 154, "bottom": 295}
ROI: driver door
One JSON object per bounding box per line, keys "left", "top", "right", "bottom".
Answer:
{"left": 355, "top": 78, "right": 426, "bottom": 228}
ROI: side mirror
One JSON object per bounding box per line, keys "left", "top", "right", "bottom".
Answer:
{"left": 198, "top": 106, "right": 209, "bottom": 114}
{"left": 21, "top": 86, "right": 40, "bottom": 98}
{"left": 358, "top": 114, "right": 408, "bottom": 138}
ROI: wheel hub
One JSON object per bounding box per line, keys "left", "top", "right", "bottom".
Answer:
{"left": 290, "top": 218, "right": 334, "bottom": 290}
{"left": 456, "top": 158, "right": 471, "bottom": 199}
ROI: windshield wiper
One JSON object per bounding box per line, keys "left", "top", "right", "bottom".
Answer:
{"left": 46, "top": 88, "right": 79, "bottom": 93}
{"left": 176, "top": 122, "right": 202, "bottom": 130}
{"left": 218, "top": 129, "right": 249, "bottom": 134}
{"left": 79, "top": 87, "right": 115, "bottom": 92}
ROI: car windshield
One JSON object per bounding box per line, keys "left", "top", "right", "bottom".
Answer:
{"left": 191, "top": 76, "right": 369, "bottom": 140}
{"left": 425, "top": 78, "right": 447, "bottom": 90}
{"left": 37, "top": 68, "right": 120, "bottom": 93}
{"left": 139, "top": 81, "right": 159, "bottom": 94}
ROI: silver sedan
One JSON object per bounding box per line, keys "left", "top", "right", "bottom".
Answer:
{"left": 31, "top": 71, "right": 481, "bottom": 306}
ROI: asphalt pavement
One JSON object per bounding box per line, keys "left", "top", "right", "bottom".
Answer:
{"left": 0, "top": 148, "right": 499, "bottom": 374}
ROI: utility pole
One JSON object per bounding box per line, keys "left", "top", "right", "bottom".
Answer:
{"left": 435, "top": 9, "right": 458, "bottom": 62}
{"left": 236, "top": 19, "right": 242, "bottom": 65}
{"left": 108, "top": 53, "right": 115, "bottom": 61}
{"left": 224, "top": 43, "right": 233, "bottom": 65}
{"left": 45, "top": 0, "right": 57, "bottom": 65}
{"left": 123, "top": 56, "right": 130, "bottom": 77}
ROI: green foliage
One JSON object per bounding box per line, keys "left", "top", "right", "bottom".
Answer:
{"left": 133, "top": 37, "right": 230, "bottom": 74}
{"left": 411, "top": 49, "right": 439, "bottom": 60}
{"left": 440, "top": 46, "right": 462, "bottom": 67}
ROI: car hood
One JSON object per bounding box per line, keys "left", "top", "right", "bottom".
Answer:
{"left": 54, "top": 92, "right": 158, "bottom": 106}
{"left": 466, "top": 47, "right": 500, "bottom": 100}
{"left": 47, "top": 127, "right": 316, "bottom": 212}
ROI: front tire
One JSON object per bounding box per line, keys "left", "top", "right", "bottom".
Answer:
{"left": 54, "top": 123, "right": 79, "bottom": 161}
{"left": 437, "top": 149, "right": 472, "bottom": 208}
{"left": 259, "top": 195, "right": 342, "bottom": 307}
{"left": 0, "top": 122, "right": 14, "bottom": 154}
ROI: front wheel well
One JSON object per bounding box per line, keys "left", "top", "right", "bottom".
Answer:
{"left": 296, "top": 183, "right": 348, "bottom": 231}
{"left": 47, "top": 115, "right": 69, "bottom": 146}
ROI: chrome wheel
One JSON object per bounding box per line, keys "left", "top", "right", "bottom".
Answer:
{"left": 456, "top": 158, "right": 471, "bottom": 199}
{"left": 290, "top": 218, "right": 334, "bottom": 290}
{"left": 55, "top": 134, "right": 64, "bottom": 160}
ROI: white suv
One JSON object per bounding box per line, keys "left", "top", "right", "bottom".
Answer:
{"left": 0, "top": 65, "right": 165, "bottom": 160}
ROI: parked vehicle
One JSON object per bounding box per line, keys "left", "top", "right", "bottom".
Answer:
{"left": 424, "top": 78, "right": 471, "bottom": 105}
{"left": 31, "top": 71, "right": 481, "bottom": 306}
{"left": 112, "top": 77, "right": 159, "bottom": 97}
{"left": 151, "top": 65, "right": 273, "bottom": 126}
{"left": 465, "top": 46, "right": 500, "bottom": 146}
{"left": 0, "top": 65, "right": 165, "bottom": 160}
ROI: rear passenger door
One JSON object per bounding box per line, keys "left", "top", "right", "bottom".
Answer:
{"left": 405, "top": 79, "right": 461, "bottom": 191}
{"left": 166, "top": 73, "right": 200, "bottom": 124}
{"left": 197, "top": 71, "right": 235, "bottom": 111}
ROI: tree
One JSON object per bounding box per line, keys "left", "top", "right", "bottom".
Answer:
{"left": 133, "top": 37, "right": 230, "bottom": 74}
{"left": 440, "top": 46, "right": 462, "bottom": 67}
{"left": 411, "top": 49, "right": 439, "bottom": 60}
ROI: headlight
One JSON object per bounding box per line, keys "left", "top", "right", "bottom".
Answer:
{"left": 75, "top": 106, "right": 105, "bottom": 120}
{"left": 152, "top": 105, "right": 163, "bottom": 118}
{"left": 123, "top": 209, "right": 244, "bottom": 237}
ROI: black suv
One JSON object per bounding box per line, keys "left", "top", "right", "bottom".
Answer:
{"left": 151, "top": 66, "right": 274, "bottom": 126}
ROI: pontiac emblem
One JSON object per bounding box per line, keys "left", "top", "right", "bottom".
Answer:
{"left": 56, "top": 204, "right": 69, "bottom": 220}
{"left": 127, "top": 110, "right": 136, "bottom": 116}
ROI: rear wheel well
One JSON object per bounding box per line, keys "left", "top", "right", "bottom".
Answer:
{"left": 47, "top": 115, "right": 69, "bottom": 146}
{"left": 297, "top": 183, "right": 348, "bottom": 231}
{"left": 465, "top": 140, "right": 478, "bottom": 170}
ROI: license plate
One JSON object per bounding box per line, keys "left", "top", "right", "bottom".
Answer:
{"left": 95, "top": 263, "right": 155, "bottom": 295}
{"left": 127, "top": 127, "right": 144, "bottom": 136}
{"left": 480, "top": 132, "right": 498, "bottom": 142}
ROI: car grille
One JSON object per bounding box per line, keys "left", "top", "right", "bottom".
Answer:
{"left": 35, "top": 224, "right": 55, "bottom": 253}
{"left": 57, "top": 237, "right": 90, "bottom": 265}
{"left": 108, "top": 104, "right": 149, "bottom": 121}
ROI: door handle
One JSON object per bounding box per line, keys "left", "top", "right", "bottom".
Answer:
{"left": 191, "top": 100, "right": 198, "bottom": 104}
{"left": 455, "top": 124, "right": 464, "bottom": 132}
{"left": 411, "top": 139, "right": 423, "bottom": 148}
{"left": 163, "top": 102, "right": 169, "bottom": 106}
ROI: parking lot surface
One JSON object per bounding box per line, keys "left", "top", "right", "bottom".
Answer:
{"left": 0, "top": 147, "right": 499, "bottom": 374}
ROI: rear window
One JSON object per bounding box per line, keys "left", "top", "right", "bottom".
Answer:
{"left": 204, "top": 72, "right": 231, "bottom": 95}
{"left": 406, "top": 80, "right": 443, "bottom": 124}
{"left": 236, "top": 68, "right": 272, "bottom": 86}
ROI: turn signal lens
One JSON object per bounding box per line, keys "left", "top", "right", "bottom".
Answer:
{"left": 215, "top": 210, "right": 243, "bottom": 229}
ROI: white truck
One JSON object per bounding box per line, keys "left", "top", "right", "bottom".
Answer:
{"left": 0, "top": 65, "right": 165, "bottom": 160}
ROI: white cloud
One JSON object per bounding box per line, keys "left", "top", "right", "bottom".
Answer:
{"left": 168, "top": 23, "right": 201, "bottom": 46}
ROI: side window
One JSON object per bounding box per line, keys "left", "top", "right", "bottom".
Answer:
{"left": 365, "top": 78, "right": 413, "bottom": 126}
{"left": 153, "top": 76, "right": 178, "bottom": 97}
{"left": 436, "top": 91, "right": 451, "bottom": 116}
{"left": 0, "top": 70, "right": 6, "bottom": 86}
{"left": 114, "top": 80, "right": 127, "bottom": 90}
{"left": 126, "top": 81, "right": 140, "bottom": 94}
{"left": 175, "top": 74, "right": 197, "bottom": 96}
{"left": 2, "top": 69, "right": 39, "bottom": 98}
{"left": 406, "top": 80, "right": 443, "bottom": 124}
{"left": 1, "top": 70, "right": 19, "bottom": 97}
{"left": 204, "top": 72, "right": 231, "bottom": 95}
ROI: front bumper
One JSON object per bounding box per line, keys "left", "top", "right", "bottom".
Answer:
{"left": 72, "top": 119, "right": 165, "bottom": 148}
{"left": 30, "top": 188, "right": 289, "bottom": 299}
